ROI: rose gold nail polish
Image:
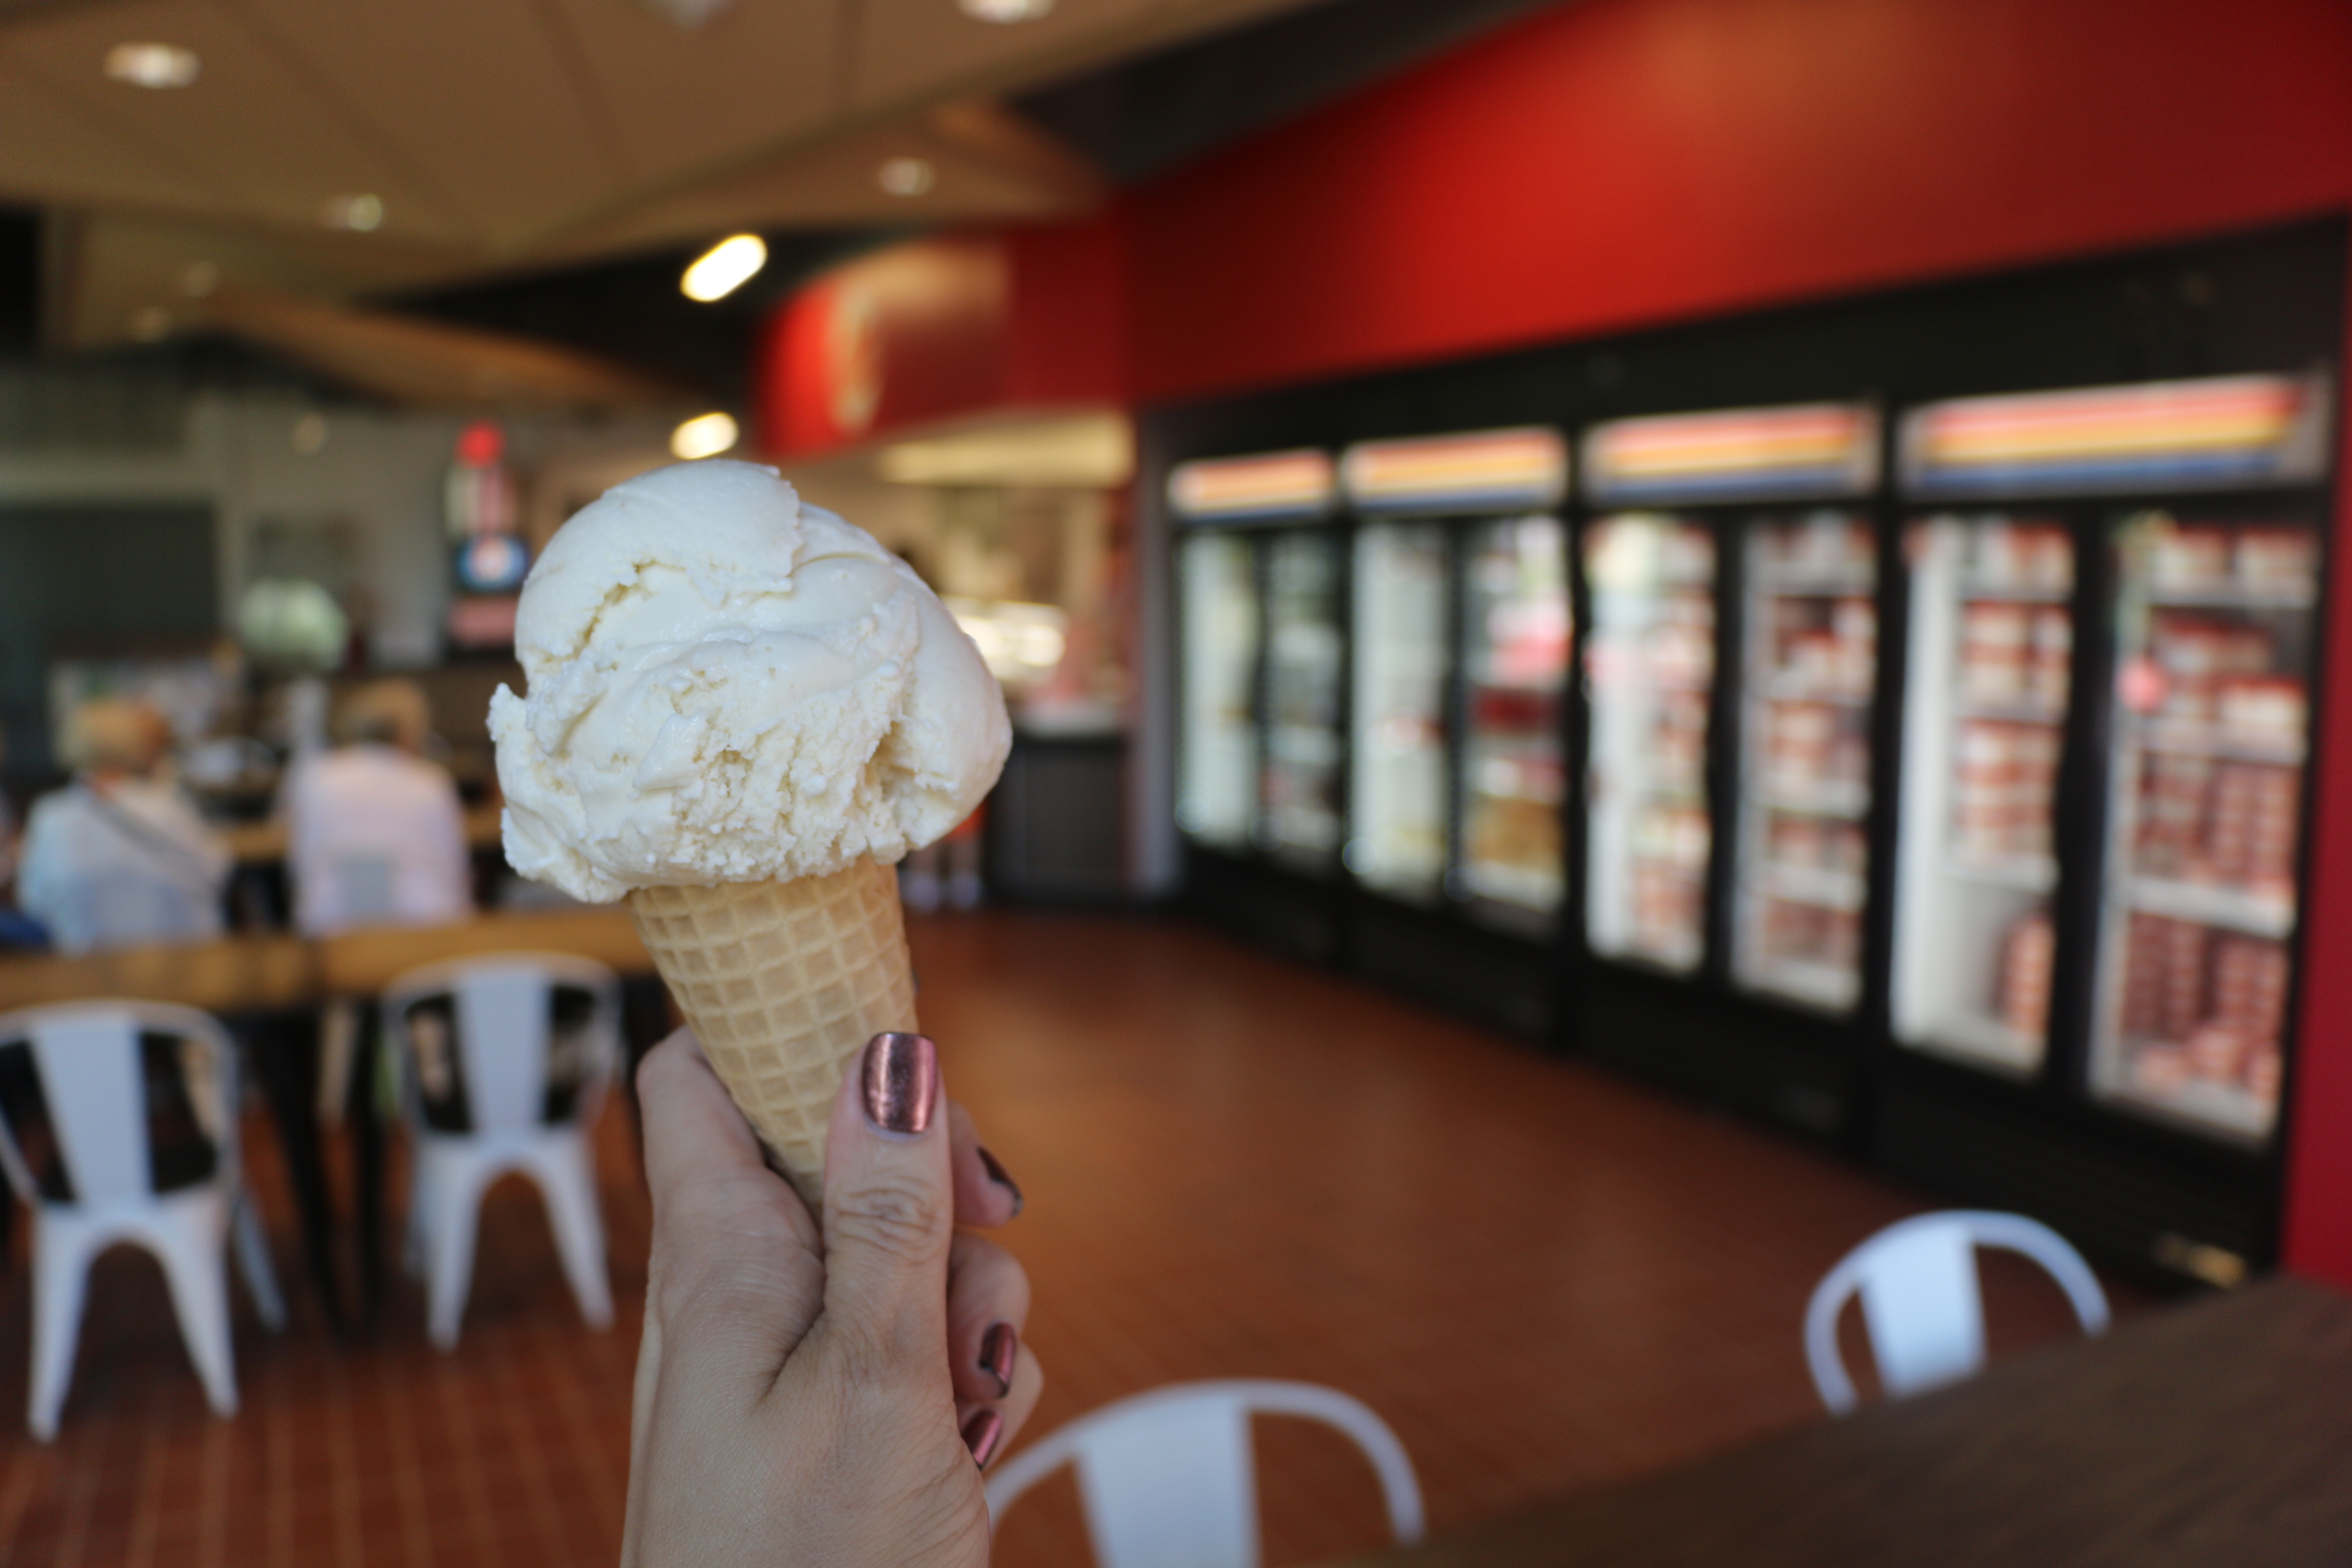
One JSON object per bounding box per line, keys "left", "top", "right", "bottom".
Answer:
{"left": 962, "top": 1407, "right": 1004, "bottom": 1468}
{"left": 978, "top": 1145, "right": 1024, "bottom": 1216}
{"left": 980, "top": 1322, "right": 1017, "bottom": 1397}
{"left": 861, "top": 1032, "right": 937, "bottom": 1135}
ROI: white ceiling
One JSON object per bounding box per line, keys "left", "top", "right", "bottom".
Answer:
{"left": 0, "top": 0, "right": 1322, "bottom": 352}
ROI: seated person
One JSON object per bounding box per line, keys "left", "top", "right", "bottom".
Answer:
{"left": 282, "top": 680, "right": 473, "bottom": 936}
{"left": 17, "top": 699, "right": 231, "bottom": 953}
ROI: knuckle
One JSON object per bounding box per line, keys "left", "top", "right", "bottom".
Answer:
{"left": 830, "top": 1175, "right": 948, "bottom": 1261}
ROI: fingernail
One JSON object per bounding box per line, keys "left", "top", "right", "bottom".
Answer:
{"left": 861, "top": 1032, "right": 937, "bottom": 1136}
{"left": 962, "top": 1406, "right": 1004, "bottom": 1468}
{"left": 978, "top": 1145, "right": 1024, "bottom": 1216}
{"left": 980, "top": 1322, "right": 1017, "bottom": 1397}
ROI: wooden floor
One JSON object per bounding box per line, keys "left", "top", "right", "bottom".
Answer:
{"left": 0, "top": 910, "right": 2141, "bottom": 1567}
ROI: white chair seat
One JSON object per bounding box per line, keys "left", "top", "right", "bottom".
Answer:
{"left": 985, "top": 1379, "right": 1424, "bottom": 1568}
{"left": 1805, "top": 1209, "right": 2110, "bottom": 1414}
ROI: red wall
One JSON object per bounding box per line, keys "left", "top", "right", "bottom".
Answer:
{"left": 1112, "top": 0, "right": 2352, "bottom": 1283}
{"left": 1126, "top": 0, "right": 2352, "bottom": 402}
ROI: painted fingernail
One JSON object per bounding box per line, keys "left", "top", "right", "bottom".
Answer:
{"left": 980, "top": 1322, "right": 1017, "bottom": 1397}
{"left": 861, "top": 1032, "right": 937, "bottom": 1136}
{"left": 963, "top": 1406, "right": 1004, "bottom": 1468}
{"left": 978, "top": 1145, "right": 1024, "bottom": 1216}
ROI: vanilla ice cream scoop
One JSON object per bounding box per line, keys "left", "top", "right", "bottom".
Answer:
{"left": 489, "top": 459, "right": 1009, "bottom": 903}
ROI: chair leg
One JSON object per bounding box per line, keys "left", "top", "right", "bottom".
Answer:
{"left": 151, "top": 1216, "right": 239, "bottom": 1420}
{"left": 232, "top": 1192, "right": 288, "bottom": 1332}
{"left": 530, "top": 1137, "right": 613, "bottom": 1331}
{"left": 423, "top": 1152, "right": 485, "bottom": 1352}
{"left": 28, "top": 1218, "right": 91, "bottom": 1442}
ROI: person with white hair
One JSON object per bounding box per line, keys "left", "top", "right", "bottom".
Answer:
{"left": 280, "top": 679, "right": 473, "bottom": 935}
{"left": 16, "top": 697, "right": 232, "bottom": 953}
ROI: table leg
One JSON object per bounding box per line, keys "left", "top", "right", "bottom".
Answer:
{"left": 248, "top": 1015, "right": 348, "bottom": 1331}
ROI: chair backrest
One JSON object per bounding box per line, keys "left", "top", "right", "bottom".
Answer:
{"left": 984, "top": 1379, "right": 1424, "bottom": 1568}
{"left": 1804, "top": 1209, "right": 2111, "bottom": 1414}
{"left": 381, "top": 953, "right": 620, "bottom": 1137}
{"left": 0, "top": 1001, "right": 239, "bottom": 1210}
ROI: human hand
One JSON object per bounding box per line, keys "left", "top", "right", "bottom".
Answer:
{"left": 622, "top": 1027, "right": 1041, "bottom": 1567}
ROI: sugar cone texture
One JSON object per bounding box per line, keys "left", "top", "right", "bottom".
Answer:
{"left": 625, "top": 858, "right": 917, "bottom": 1208}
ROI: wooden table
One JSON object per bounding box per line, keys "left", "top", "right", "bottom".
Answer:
{"left": 1326, "top": 1277, "right": 2352, "bottom": 1568}
{"left": 316, "top": 905, "right": 650, "bottom": 993}
{"left": 0, "top": 931, "right": 318, "bottom": 1014}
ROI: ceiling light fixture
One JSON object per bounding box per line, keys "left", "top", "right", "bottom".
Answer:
{"left": 878, "top": 157, "right": 936, "bottom": 197}
{"left": 181, "top": 260, "right": 218, "bottom": 298}
{"left": 680, "top": 234, "right": 766, "bottom": 303}
{"left": 105, "top": 42, "right": 200, "bottom": 88}
{"left": 958, "top": 0, "right": 1054, "bottom": 19}
{"left": 322, "top": 193, "right": 384, "bottom": 232}
{"left": 128, "top": 306, "right": 172, "bottom": 342}
{"left": 671, "top": 412, "right": 740, "bottom": 460}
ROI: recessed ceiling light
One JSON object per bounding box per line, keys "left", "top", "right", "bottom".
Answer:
{"left": 321, "top": 193, "right": 383, "bottom": 232}
{"left": 128, "top": 306, "right": 172, "bottom": 342}
{"left": 958, "top": 0, "right": 1053, "bottom": 18}
{"left": 292, "top": 413, "right": 329, "bottom": 455}
{"left": 181, "top": 260, "right": 218, "bottom": 298}
{"left": 671, "top": 412, "right": 740, "bottom": 460}
{"left": 105, "top": 42, "right": 199, "bottom": 89}
{"left": 681, "top": 235, "right": 767, "bottom": 303}
{"left": 878, "top": 157, "right": 936, "bottom": 198}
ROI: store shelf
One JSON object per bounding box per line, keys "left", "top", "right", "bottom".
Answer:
{"left": 1623, "top": 933, "right": 1703, "bottom": 971}
{"left": 1268, "top": 725, "right": 1341, "bottom": 763}
{"left": 1754, "top": 862, "right": 1866, "bottom": 911}
{"left": 1945, "top": 853, "right": 2057, "bottom": 893}
{"left": 1953, "top": 699, "right": 2065, "bottom": 725}
{"left": 1762, "top": 677, "right": 1872, "bottom": 706}
{"left": 1743, "top": 956, "right": 1859, "bottom": 1011}
{"left": 2146, "top": 583, "right": 2316, "bottom": 611}
{"left": 1753, "top": 567, "right": 1874, "bottom": 595}
{"left": 1757, "top": 781, "right": 1870, "bottom": 818}
{"left": 2125, "top": 876, "right": 2296, "bottom": 939}
{"left": 1910, "top": 1012, "right": 2044, "bottom": 1074}
{"left": 2133, "top": 720, "right": 2305, "bottom": 766}
{"left": 1957, "top": 579, "right": 2071, "bottom": 603}
{"left": 1462, "top": 859, "right": 1563, "bottom": 911}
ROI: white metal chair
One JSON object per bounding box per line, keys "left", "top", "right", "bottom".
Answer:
{"left": 0, "top": 1001, "right": 286, "bottom": 1440}
{"left": 1804, "top": 1209, "right": 2110, "bottom": 1414}
{"left": 983, "top": 1379, "right": 1425, "bottom": 1568}
{"left": 381, "top": 952, "right": 620, "bottom": 1349}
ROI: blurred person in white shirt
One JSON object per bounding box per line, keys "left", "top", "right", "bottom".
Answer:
{"left": 282, "top": 679, "right": 473, "bottom": 936}
{"left": 17, "top": 698, "right": 231, "bottom": 953}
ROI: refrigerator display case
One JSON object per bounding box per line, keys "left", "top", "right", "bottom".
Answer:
{"left": 1891, "top": 515, "right": 2076, "bottom": 1072}
{"left": 1736, "top": 511, "right": 1879, "bottom": 1012}
{"left": 1459, "top": 514, "right": 1573, "bottom": 923}
{"left": 1174, "top": 529, "right": 1259, "bottom": 850}
{"left": 1342, "top": 429, "right": 1573, "bottom": 929}
{"left": 1169, "top": 449, "right": 1339, "bottom": 868}
{"left": 1261, "top": 530, "right": 1345, "bottom": 867}
{"left": 1583, "top": 514, "right": 1716, "bottom": 970}
{"left": 1899, "top": 372, "right": 2334, "bottom": 1159}
{"left": 1348, "top": 521, "right": 1450, "bottom": 900}
{"left": 2096, "top": 508, "right": 2318, "bottom": 1139}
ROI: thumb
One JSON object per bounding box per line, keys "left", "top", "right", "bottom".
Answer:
{"left": 820, "top": 1032, "right": 954, "bottom": 1375}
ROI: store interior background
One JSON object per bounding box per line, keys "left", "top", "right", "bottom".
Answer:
{"left": 1, "top": 0, "right": 2352, "bottom": 1559}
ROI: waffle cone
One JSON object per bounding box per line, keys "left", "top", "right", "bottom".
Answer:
{"left": 625, "top": 858, "right": 916, "bottom": 1207}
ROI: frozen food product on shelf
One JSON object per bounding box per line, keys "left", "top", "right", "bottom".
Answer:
{"left": 1462, "top": 516, "right": 1570, "bottom": 918}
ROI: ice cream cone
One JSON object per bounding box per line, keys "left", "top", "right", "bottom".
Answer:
{"left": 625, "top": 857, "right": 917, "bottom": 1207}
